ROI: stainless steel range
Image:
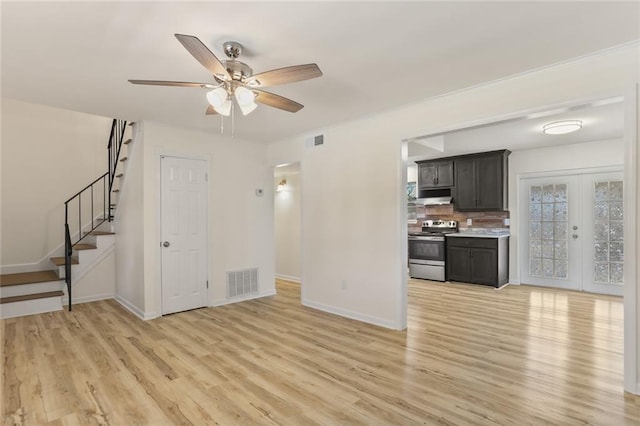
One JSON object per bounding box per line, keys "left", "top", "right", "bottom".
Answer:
{"left": 409, "top": 220, "right": 458, "bottom": 281}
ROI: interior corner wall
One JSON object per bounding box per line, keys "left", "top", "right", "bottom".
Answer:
{"left": 508, "top": 138, "right": 624, "bottom": 284}
{"left": 274, "top": 172, "right": 301, "bottom": 281}
{"left": 267, "top": 44, "right": 638, "bottom": 332}
{"left": 0, "top": 98, "right": 112, "bottom": 270}
{"left": 114, "top": 122, "right": 146, "bottom": 317}
{"left": 141, "top": 121, "right": 275, "bottom": 318}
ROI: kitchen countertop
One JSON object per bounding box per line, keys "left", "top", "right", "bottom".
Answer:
{"left": 447, "top": 229, "right": 510, "bottom": 239}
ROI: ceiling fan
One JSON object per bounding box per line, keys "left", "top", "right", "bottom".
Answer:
{"left": 129, "top": 34, "right": 322, "bottom": 118}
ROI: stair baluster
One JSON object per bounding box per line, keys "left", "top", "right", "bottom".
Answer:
{"left": 62, "top": 119, "right": 128, "bottom": 311}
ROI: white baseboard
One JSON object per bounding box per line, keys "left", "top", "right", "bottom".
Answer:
{"left": 62, "top": 292, "right": 114, "bottom": 306}
{"left": 210, "top": 289, "right": 277, "bottom": 307}
{"left": 302, "top": 298, "right": 401, "bottom": 330}
{"left": 114, "top": 295, "right": 147, "bottom": 320}
{"left": 275, "top": 274, "right": 301, "bottom": 283}
{"left": 509, "top": 278, "right": 521, "bottom": 285}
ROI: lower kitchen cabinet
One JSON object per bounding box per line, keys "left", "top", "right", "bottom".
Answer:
{"left": 446, "top": 236, "right": 509, "bottom": 287}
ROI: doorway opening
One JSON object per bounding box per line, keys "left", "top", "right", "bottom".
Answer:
{"left": 274, "top": 162, "right": 302, "bottom": 288}
{"left": 401, "top": 93, "right": 636, "bottom": 393}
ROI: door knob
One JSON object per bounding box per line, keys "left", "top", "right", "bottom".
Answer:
{"left": 163, "top": 241, "right": 170, "bottom": 247}
{"left": 572, "top": 234, "right": 579, "bottom": 239}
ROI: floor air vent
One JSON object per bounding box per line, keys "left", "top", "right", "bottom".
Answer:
{"left": 227, "top": 268, "right": 259, "bottom": 298}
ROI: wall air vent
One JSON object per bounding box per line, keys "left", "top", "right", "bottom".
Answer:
{"left": 226, "top": 268, "right": 258, "bottom": 298}
{"left": 305, "top": 134, "right": 325, "bottom": 148}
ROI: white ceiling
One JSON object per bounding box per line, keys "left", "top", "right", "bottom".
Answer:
{"left": 2, "top": 2, "right": 638, "bottom": 143}
{"left": 407, "top": 98, "right": 625, "bottom": 160}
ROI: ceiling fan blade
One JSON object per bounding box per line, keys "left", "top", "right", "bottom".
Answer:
{"left": 247, "top": 64, "right": 322, "bottom": 87}
{"left": 174, "top": 34, "right": 230, "bottom": 79}
{"left": 205, "top": 105, "right": 218, "bottom": 115}
{"left": 129, "top": 80, "right": 216, "bottom": 88}
{"left": 253, "top": 89, "right": 303, "bottom": 113}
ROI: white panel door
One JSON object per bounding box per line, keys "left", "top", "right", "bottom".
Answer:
{"left": 519, "top": 175, "right": 582, "bottom": 290}
{"left": 581, "top": 172, "right": 624, "bottom": 296}
{"left": 161, "top": 156, "right": 208, "bottom": 315}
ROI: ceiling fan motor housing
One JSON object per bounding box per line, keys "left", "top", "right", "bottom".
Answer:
{"left": 222, "top": 60, "right": 253, "bottom": 82}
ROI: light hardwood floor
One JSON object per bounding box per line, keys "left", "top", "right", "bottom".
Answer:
{"left": 2, "top": 279, "right": 640, "bottom": 425}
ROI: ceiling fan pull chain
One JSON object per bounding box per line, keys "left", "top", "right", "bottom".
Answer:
{"left": 220, "top": 115, "right": 224, "bottom": 134}
{"left": 232, "top": 101, "right": 235, "bottom": 140}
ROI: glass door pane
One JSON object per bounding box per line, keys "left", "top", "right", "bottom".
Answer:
{"left": 593, "top": 180, "right": 623, "bottom": 285}
{"left": 528, "top": 183, "right": 568, "bottom": 279}
{"left": 581, "top": 171, "right": 624, "bottom": 296}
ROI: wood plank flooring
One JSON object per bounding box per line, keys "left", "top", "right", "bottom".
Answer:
{"left": 2, "top": 279, "right": 639, "bottom": 425}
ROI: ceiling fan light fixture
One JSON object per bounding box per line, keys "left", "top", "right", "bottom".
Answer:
{"left": 216, "top": 98, "right": 232, "bottom": 116}
{"left": 543, "top": 120, "right": 583, "bottom": 135}
{"left": 238, "top": 101, "right": 258, "bottom": 116}
{"left": 206, "top": 87, "right": 228, "bottom": 109}
{"left": 235, "top": 87, "right": 255, "bottom": 106}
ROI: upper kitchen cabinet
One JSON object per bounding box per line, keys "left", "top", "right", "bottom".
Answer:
{"left": 454, "top": 150, "right": 510, "bottom": 211}
{"left": 417, "top": 160, "right": 454, "bottom": 189}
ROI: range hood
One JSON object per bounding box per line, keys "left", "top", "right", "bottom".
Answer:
{"left": 417, "top": 188, "right": 452, "bottom": 206}
{"left": 420, "top": 196, "right": 452, "bottom": 206}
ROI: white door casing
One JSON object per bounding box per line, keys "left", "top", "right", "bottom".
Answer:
{"left": 160, "top": 156, "right": 209, "bottom": 315}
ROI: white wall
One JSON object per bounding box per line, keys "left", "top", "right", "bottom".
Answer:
{"left": 407, "top": 163, "right": 417, "bottom": 183}
{"left": 140, "top": 122, "right": 275, "bottom": 318}
{"left": 508, "top": 138, "right": 624, "bottom": 284}
{"left": 274, "top": 171, "right": 301, "bottom": 282}
{"left": 268, "top": 45, "right": 638, "bottom": 337}
{"left": 114, "top": 123, "right": 146, "bottom": 316}
{"left": 0, "top": 98, "right": 111, "bottom": 269}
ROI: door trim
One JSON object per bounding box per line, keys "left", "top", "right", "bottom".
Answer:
{"left": 623, "top": 84, "right": 638, "bottom": 394}
{"left": 155, "top": 151, "right": 211, "bottom": 316}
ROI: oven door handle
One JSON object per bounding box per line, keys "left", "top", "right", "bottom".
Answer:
{"left": 408, "top": 236, "right": 445, "bottom": 241}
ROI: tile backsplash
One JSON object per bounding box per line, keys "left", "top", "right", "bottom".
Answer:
{"left": 409, "top": 203, "right": 509, "bottom": 232}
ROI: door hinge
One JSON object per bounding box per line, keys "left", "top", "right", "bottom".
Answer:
{"left": 205, "top": 173, "right": 208, "bottom": 182}
{"left": 206, "top": 280, "right": 209, "bottom": 288}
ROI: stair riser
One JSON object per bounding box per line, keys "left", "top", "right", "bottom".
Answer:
{"left": 0, "top": 296, "right": 63, "bottom": 319}
{"left": 0, "top": 281, "right": 63, "bottom": 298}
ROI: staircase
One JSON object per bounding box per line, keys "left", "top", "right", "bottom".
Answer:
{"left": 0, "top": 120, "right": 134, "bottom": 319}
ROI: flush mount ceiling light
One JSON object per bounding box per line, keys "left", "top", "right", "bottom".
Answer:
{"left": 543, "top": 120, "right": 583, "bottom": 135}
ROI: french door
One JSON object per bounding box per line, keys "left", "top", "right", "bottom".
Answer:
{"left": 519, "top": 171, "right": 623, "bottom": 296}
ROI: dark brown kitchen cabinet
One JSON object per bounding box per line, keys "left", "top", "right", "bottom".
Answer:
{"left": 417, "top": 160, "right": 454, "bottom": 189}
{"left": 446, "top": 236, "right": 509, "bottom": 287}
{"left": 454, "top": 150, "right": 510, "bottom": 211}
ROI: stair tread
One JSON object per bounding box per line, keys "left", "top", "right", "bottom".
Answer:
{"left": 87, "top": 231, "right": 114, "bottom": 236}
{"left": 50, "top": 257, "right": 79, "bottom": 266}
{"left": 123, "top": 138, "right": 132, "bottom": 145}
{"left": 74, "top": 244, "right": 96, "bottom": 250}
{"left": 1, "top": 271, "right": 62, "bottom": 287}
{"left": 119, "top": 157, "right": 128, "bottom": 162}
{"left": 0, "top": 290, "right": 64, "bottom": 304}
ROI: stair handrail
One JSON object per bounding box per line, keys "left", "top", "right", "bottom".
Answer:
{"left": 63, "top": 118, "right": 128, "bottom": 311}
{"left": 64, "top": 223, "right": 72, "bottom": 310}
